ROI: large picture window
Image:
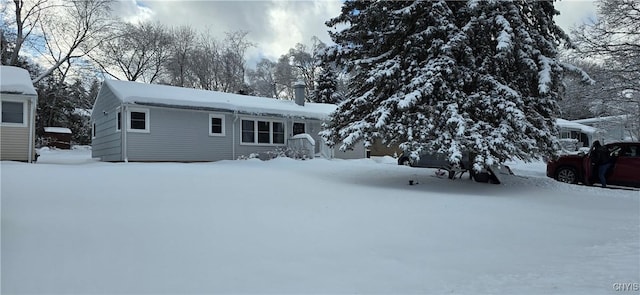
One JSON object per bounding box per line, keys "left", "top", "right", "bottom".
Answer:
{"left": 1, "top": 100, "right": 25, "bottom": 125}
{"left": 209, "top": 114, "right": 225, "bottom": 136}
{"left": 241, "top": 119, "right": 285, "bottom": 145}
{"left": 127, "top": 108, "right": 149, "bottom": 133}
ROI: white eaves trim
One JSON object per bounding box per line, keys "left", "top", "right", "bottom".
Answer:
{"left": 104, "top": 79, "right": 337, "bottom": 121}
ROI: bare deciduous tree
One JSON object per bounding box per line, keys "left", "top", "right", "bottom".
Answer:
{"left": 571, "top": 0, "right": 640, "bottom": 124}
{"left": 218, "top": 31, "right": 253, "bottom": 93}
{"left": 246, "top": 58, "right": 278, "bottom": 98}
{"left": 274, "top": 55, "right": 295, "bottom": 99}
{"left": 166, "top": 25, "right": 196, "bottom": 87}
{"left": 190, "top": 31, "right": 221, "bottom": 91}
{"left": 90, "top": 21, "right": 172, "bottom": 83}
{"left": 2, "top": 0, "right": 54, "bottom": 66}
{"left": 559, "top": 58, "right": 611, "bottom": 119}
{"left": 33, "top": 0, "right": 115, "bottom": 84}
{"left": 287, "top": 37, "right": 326, "bottom": 99}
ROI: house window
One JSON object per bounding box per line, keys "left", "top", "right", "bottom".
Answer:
{"left": 273, "top": 122, "right": 284, "bottom": 144}
{"left": 1, "top": 100, "right": 25, "bottom": 125}
{"left": 116, "top": 109, "right": 121, "bottom": 131}
{"left": 209, "top": 114, "right": 225, "bottom": 136}
{"left": 92, "top": 123, "right": 96, "bottom": 138}
{"left": 242, "top": 120, "right": 255, "bottom": 143}
{"left": 127, "top": 108, "right": 149, "bottom": 133}
{"left": 293, "top": 122, "right": 305, "bottom": 135}
{"left": 258, "top": 121, "right": 270, "bottom": 143}
{"left": 241, "top": 119, "right": 285, "bottom": 145}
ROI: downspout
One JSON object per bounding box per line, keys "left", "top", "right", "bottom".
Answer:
{"left": 122, "top": 104, "right": 128, "bottom": 163}
{"left": 28, "top": 97, "right": 36, "bottom": 163}
{"left": 232, "top": 111, "right": 238, "bottom": 160}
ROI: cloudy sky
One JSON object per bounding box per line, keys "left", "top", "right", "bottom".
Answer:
{"left": 114, "top": 0, "right": 597, "bottom": 67}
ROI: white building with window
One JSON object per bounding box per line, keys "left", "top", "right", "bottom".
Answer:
{"left": 556, "top": 119, "right": 603, "bottom": 153}
{"left": 0, "top": 66, "right": 38, "bottom": 162}
{"left": 90, "top": 79, "right": 366, "bottom": 162}
{"left": 572, "top": 115, "right": 639, "bottom": 143}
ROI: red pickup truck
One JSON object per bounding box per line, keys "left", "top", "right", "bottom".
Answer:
{"left": 546, "top": 142, "right": 640, "bottom": 188}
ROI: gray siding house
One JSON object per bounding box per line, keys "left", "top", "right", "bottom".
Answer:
{"left": 91, "top": 79, "right": 366, "bottom": 162}
{"left": 1, "top": 66, "right": 38, "bottom": 162}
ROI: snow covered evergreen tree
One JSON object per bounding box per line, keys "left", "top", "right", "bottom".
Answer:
{"left": 321, "top": 0, "right": 575, "bottom": 171}
{"left": 313, "top": 65, "right": 340, "bottom": 104}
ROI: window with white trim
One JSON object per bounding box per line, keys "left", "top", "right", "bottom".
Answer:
{"left": 273, "top": 122, "right": 284, "bottom": 144}
{"left": 209, "top": 114, "right": 225, "bottom": 136}
{"left": 92, "top": 122, "right": 96, "bottom": 138}
{"left": 127, "top": 108, "right": 149, "bottom": 133}
{"left": 1, "top": 100, "right": 26, "bottom": 126}
{"left": 241, "top": 119, "right": 285, "bottom": 145}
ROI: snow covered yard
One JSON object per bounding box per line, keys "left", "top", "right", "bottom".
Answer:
{"left": 2, "top": 148, "right": 638, "bottom": 294}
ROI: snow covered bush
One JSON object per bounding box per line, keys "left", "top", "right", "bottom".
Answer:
{"left": 320, "top": 0, "right": 586, "bottom": 172}
{"left": 237, "top": 147, "right": 310, "bottom": 161}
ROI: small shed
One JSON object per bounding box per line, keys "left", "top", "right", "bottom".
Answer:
{"left": 43, "top": 127, "right": 72, "bottom": 149}
{"left": 1, "top": 66, "right": 38, "bottom": 162}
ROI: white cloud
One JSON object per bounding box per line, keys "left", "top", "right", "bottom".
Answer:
{"left": 108, "top": 0, "right": 343, "bottom": 68}
{"left": 111, "top": 0, "right": 595, "bottom": 68}
{"left": 554, "top": 0, "right": 598, "bottom": 32}
{"left": 111, "top": 0, "right": 155, "bottom": 24}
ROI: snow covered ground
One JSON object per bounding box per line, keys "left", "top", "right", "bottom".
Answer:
{"left": 2, "top": 147, "right": 638, "bottom": 294}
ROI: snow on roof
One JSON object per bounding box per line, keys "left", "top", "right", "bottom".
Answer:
{"left": 572, "top": 115, "right": 633, "bottom": 124}
{"left": 104, "top": 80, "right": 337, "bottom": 120}
{"left": 44, "top": 127, "right": 72, "bottom": 134}
{"left": 73, "top": 108, "right": 92, "bottom": 117}
{"left": 556, "top": 118, "right": 598, "bottom": 134}
{"left": 0, "top": 66, "right": 37, "bottom": 95}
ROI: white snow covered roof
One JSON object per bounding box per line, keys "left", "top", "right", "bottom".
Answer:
{"left": 44, "top": 127, "right": 72, "bottom": 134}
{"left": 73, "top": 108, "right": 92, "bottom": 117}
{"left": 572, "top": 115, "right": 632, "bottom": 124}
{"left": 0, "top": 66, "right": 37, "bottom": 95}
{"left": 556, "top": 118, "right": 598, "bottom": 134}
{"left": 103, "top": 79, "right": 337, "bottom": 120}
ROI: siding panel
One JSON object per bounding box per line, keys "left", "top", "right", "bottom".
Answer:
{"left": 126, "top": 108, "right": 233, "bottom": 161}
{"left": 1, "top": 94, "right": 35, "bottom": 162}
{"left": 91, "top": 85, "right": 122, "bottom": 161}
{"left": 1, "top": 126, "right": 29, "bottom": 161}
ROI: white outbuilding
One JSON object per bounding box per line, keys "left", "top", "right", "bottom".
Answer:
{"left": 1, "top": 66, "right": 38, "bottom": 162}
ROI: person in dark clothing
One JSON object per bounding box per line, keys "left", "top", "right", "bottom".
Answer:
{"left": 590, "top": 140, "right": 613, "bottom": 188}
